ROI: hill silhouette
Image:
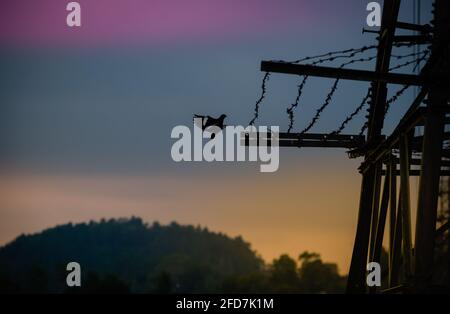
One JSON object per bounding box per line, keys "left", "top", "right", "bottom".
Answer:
{"left": 0, "top": 217, "right": 347, "bottom": 293}
{"left": 0, "top": 217, "right": 263, "bottom": 293}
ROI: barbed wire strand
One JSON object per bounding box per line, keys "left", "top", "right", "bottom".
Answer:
{"left": 285, "top": 45, "right": 377, "bottom": 65}
{"left": 384, "top": 85, "right": 412, "bottom": 115}
{"left": 330, "top": 88, "right": 372, "bottom": 135}
{"left": 300, "top": 55, "right": 378, "bottom": 134}
{"left": 285, "top": 52, "right": 372, "bottom": 132}
{"left": 248, "top": 45, "right": 378, "bottom": 126}
{"left": 249, "top": 72, "right": 270, "bottom": 126}
{"left": 287, "top": 49, "right": 428, "bottom": 133}
{"left": 359, "top": 84, "right": 412, "bottom": 136}
{"left": 248, "top": 43, "right": 427, "bottom": 128}
{"left": 358, "top": 50, "right": 430, "bottom": 135}
{"left": 389, "top": 50, "right": 430, "bottom": 71}
{"left": 412, "top": 49, "right": 431, "bottom": 72}
{"left": 329, "top": 51, "right": 428, "bottom": 135}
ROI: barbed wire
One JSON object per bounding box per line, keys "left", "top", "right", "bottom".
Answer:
{"left": 287, "top": 76, "right": 308, "bottom": 132}
{"left": 412, "top": 49, "right": 431, "bottom": 72}
{"left": 330, "top": 88, "right": 372, "bottom": 135}
{"left": 284, "top": 48, "right": 381, "bottom": 132}
{"left": 300, "top": 55, "right": 378, "bottom": 134}
{"left": 384, "top": 85, "right": 411, "bottom": 115}
{"left": 290, "top": 50, "right": 427, "bottom": 133}
{"left": 389, "top": 50, "right": 430, "bottom": 71}
{"left": 329, "top": 51, "right": 427, "bottom": 135}
{"left": 359, "top": 120, "right": 369, "bottom": 136}
{"left": 393, "top": 42, "right": 425, "bottom": 48}
{"left": 248, "top": 44, "right": 430, "bottom": 129}
{"left": 390, "top": 50, "right": 428, "bottom": 60}
{"left": 284, "top": 45, "right": 377, "bottom": 65}
{"left": 285, "top": 51, "right": 373, "bottom": 132}
{"left": 359, "top": 118, "right": 369, "bottom": 135}
{"left": 358, "top": 50, "right": 430, "bottom": 135}
{"left": 249, "top": 72, "right": 270, "bottom": 126}
{"left": 248, "top": 45, "right": 378, "bottom": 126}
{"left": 358, "top": 84, "right": 412, "bottom": 136}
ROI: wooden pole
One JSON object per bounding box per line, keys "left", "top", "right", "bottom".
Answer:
{"left": 399, "top": 133, "right": 413, "bottom": 281}
{"left": 413, "top": 0, "right": 450, "bottom": 291}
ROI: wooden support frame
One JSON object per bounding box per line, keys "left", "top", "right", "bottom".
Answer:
{"left": 369, "top": 162, "right": 382, "bottom": 264}
{"left": 414, "top": 91, "right": 447, "bottom": 288}
{"left": 261, "top": 61, "right": 424, "bottom": 86}
{"left": 381, "top": 170, "right": 450, "bottom": 177}
{"left": 347, "top": 0, "right": 401, "bottom": 294}
{"left": 371, "top": 163, "right": 391, "bottom": 290}
{"left": 384, "top": 157, "right": 450, "bottom": 168}
{"left": 242, "top": 132, "right": 364, "bottom": 148}
{"left": 413, "top": 0, "right": 450, "bottom": 290}
{"left": 347, "top": 166, "right": 378, "bottom": 293}
{"left": 393, "top": 35, "right": 432, "bottom": 45}
{"left": 248, "top": 0, "right": 450, "bottom": 294}
{"left": 395, "top": 22, "right": 432, "bottom": 33}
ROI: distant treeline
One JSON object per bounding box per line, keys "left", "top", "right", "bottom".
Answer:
{"left": 0, "top": 217, "right": 347, "bottom": 293}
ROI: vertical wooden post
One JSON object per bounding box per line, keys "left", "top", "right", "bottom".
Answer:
{"left": 370, "top": 164, "right": 391, "bottom": 293}
{"left": 389, "top": 154, "right": 397, "bottom": 282}
{"left": 399, "top": 134, "right": 413, "bottom": 281}
{"left": 369, "top": 162, "right": 389, "bottom": 293}
{"left": 390, "top": 185, "right": 403, "bottom": 287}
{"left": 347, "top": 167, "right": 376, "bottom": 293}
{"left": 447, "top": 177, "right": 450, "bottom": 287}
{"left": 414, "top": 0, "right": 449, "bottom": 290}
{"left": 369, "top": 163, "right": 382, "bottom": 260}
{"left": 347, "top": 0, "right": 401, "bottom": 293}
{"left": 373, "top": 165, "right": 391, "bottom": 265}
{"left": 414, "top": 96, "right": 446, "bottom": 288}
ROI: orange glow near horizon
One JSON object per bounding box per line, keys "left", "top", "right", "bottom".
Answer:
{"left": 0, "top": 156, "right": 363, "bottom": 274}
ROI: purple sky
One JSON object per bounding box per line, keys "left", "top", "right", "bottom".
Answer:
{"left": 0, "top": 0, "right": 320, "bottom": 46}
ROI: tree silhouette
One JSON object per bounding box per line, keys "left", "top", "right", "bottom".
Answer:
{"left": 0, "top": 218, "right": 348, "bottom": 293}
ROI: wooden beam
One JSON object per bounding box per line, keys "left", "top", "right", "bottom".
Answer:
{"left": 393, "top": 35, "right": 432, "bottom": 44}
{"left": 242, "top": 132, "right": 365, "bottom": 148}
{"left": 396, "top": 22, "right": 432, "bottom": 33}
{"left": 356, "top": 106, "right": 427, "bottom": 170}
{"left": 414, "top": 91, "right": 447, "bottom": 287}
{"left": 381, "top": 169, "right": 450, "bottom": 176}
{"left": 347, "top": 0, "right": 401, "bottom": 294}
{"left": 278, "top": 133, "right": 363, "bottom": 141}
{"left": 390, "top": 184, "right": 403, "bottom": 287}
{"left": 417, "top": 116, "right": 450, "bottom": 126}
{"left": 243, "top": 139, "right": 360, "bottom": 149}
{"left": 261, "top": 61, "right": 424, "bottom": 86}
{"left": 384, "top": 157, "right": 450, "bottom": 167}
{"left": 278, "top": 140, "right": 360, "bottom": 148}
{"left": 243, "top": 132, "right": 364, "bottom": 141}
{"left": 369, "top": 163, "right": 382, "bottom": 268}
{"left": 399, "top": 134, "right": 413, "bottom": 280}
{"left": 347, "top": 166, "right": 378, "bottom": 293}
{"left": 372, "top": 163, "right": 390, "bottom": 267}
{"left": 388, "top": 156, "right": 397, "bottom": 286}
{"left": 414, "top": 0, "right": 450, "bottom": 290}
{"left": 413, "top": 131, "right": 450, "bottom": 143}
{"left": 436, "top": 221, "right": 450, "bottom": 238}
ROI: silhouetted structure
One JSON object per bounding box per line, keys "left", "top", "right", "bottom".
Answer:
{"left": 246, "top": 0, "right": 450, "bottom": 293}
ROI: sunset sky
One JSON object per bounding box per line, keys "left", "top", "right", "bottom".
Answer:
{"left": 0, "top": 0, "right": 431, "bottom": 273}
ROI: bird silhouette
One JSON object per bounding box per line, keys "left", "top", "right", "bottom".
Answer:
{"left": 193, "top": 114, "right": 227, "bottom": 139}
